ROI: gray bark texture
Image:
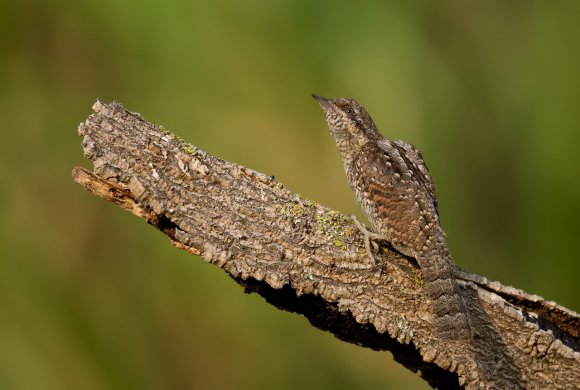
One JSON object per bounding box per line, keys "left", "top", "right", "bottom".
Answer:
{"left": 72, "top": 101, "right": 580, "bottom": 389}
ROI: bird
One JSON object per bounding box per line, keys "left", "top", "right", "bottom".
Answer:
{"left": 313, "top": 94, "right": 471, "bottom": 340}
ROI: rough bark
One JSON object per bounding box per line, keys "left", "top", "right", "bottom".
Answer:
{"left": 72, "top": 101, "right": 580, "bottom": 389}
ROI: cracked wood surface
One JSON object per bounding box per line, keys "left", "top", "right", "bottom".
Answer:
{"left": 72, "top": 101, "right": 580, "bottom": 389}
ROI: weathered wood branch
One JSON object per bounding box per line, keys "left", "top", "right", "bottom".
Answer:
{"left": 72, "top": 101, "right": 580, "bottom": 389}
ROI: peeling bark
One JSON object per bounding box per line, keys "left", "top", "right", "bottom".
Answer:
{"left": 72, "top": 101, "right": 580, "bottom": 389}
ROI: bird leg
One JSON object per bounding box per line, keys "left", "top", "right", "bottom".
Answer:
{"left": 350, "top": 214, "right": 387, "bottom": 265}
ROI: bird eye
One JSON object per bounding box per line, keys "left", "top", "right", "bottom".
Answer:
{"left": 345, "top": 108, "right": 353, "bottom": 114}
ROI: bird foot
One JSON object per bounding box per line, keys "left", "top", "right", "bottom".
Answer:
{"left": 350, "top": 214, "right": 387, "bottom": 265}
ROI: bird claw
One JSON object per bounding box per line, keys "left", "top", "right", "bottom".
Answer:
{"left": 350, "top": 214, "right": 386, "bottom": 265}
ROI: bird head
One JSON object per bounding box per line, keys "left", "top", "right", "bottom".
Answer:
{"left": 312, "top": 95, "right": 380, "bottom": 161}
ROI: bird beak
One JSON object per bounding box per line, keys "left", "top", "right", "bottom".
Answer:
{"left": 312, "top": 94, "right": 335, "bottom": 111}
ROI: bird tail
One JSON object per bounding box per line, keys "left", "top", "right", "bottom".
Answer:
{"left": 418, "top": 250, "right": 472, "bottom": 340}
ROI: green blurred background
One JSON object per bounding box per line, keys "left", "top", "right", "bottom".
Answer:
{"left": 1, "top": 1, "right": 579, "bottom": 389}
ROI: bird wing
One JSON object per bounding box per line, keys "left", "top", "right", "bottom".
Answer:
{"left": 379, "top": 139, "right": 439, "bottom": 216}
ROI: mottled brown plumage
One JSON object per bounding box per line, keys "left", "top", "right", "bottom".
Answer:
{"left": 313, "top": 95, "right": 470, "bottom": 340}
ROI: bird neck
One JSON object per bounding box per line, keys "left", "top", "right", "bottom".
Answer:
{"left": 332, "top": 131, "right": 372, "bottom": 168}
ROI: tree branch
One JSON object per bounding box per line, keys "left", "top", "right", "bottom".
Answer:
{"left": 72, "top": 101, "right": 580, "bottom": 389}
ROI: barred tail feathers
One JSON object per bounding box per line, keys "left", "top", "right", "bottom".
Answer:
{"left": 418, "top": 251, "right": 471, "bottom": 340}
